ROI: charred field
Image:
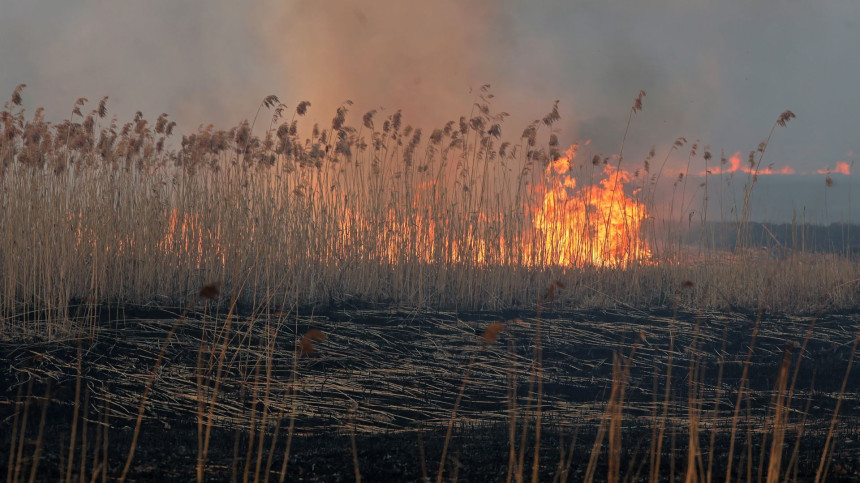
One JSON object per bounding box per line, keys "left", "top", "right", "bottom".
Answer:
{"left": 1, "top": 304, "right": 859, "bottom": 481}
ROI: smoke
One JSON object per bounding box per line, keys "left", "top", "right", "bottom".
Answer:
{"left": 254, "top": 0, "right": 724, "bottom": 167}
{"left": 1, "top": 0, "right": 857, "bottom": 194}
{"left": 0, "top": 1, "right": 281, "bottom": 132}
{"left": 0, "top": 1, "right": 752, "bottom": 152}
{"left": 256, "top": 0, "right": 510, "bottom": 129}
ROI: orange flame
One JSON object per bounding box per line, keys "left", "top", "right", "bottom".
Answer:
{"left": 322, "top": 145, "right": 651, "bottom": 268}
{"left": 337, "top": 197, "right": 488, "bottom": 266}
{"left": 703, "top": 151, "right": 795, "bottom": 176}
{"left": 816, "top": 161, "right": 851, "bottom": 175}
{"left": 525, "top": 147, "right": 651, "bottom": 267}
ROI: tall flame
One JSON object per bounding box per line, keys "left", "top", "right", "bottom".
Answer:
{"left": 526, "top": 146, "right": 651, "bottom": 267}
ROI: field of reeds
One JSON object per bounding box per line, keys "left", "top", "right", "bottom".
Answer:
{"left": 2, "top": 85, "right": 860, "bottom": 327}
{"left": 1, "top": 84, "right": 859, "bottom": 481}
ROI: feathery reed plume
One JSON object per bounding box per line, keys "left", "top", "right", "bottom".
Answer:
{"left": 299, "top": 329, "right": 326, "bottom": 356}
{"left": 11, "top": 83, "right": 25, "bottom": 106}
{"left": 97, "top": 96, "right": 108, "bottom": 118}
{"left": 362, "top": 110, "right": 376, "bottom": 130}
{"left": 199, "top": 282, "right": 221, "bottom": 299}
{"left": 542, "top": 100, "right": 560, "bottom": 126}
{"left": 296, "top": 101, "right": 310, "bottom": 116}
{"left": 73, "top": 98, "right": 88, "bottom": 118}
{"left": 483, "top": 321, "right": 506, "bottom": 343}
{"left": 776, "top": 110, "right": 796, "bottom": 127}
{"left": 332, "top": 102, "right": 350, "bottom": 130}
{"left": 633, "top": 89, "right": 646, "bottom": 113}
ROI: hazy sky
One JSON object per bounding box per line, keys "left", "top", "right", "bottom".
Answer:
{"left": 1, "top": 0, "right": 858, "bottom": 221}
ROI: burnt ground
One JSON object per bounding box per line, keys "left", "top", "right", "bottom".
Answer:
{"left": 1, "top": 305, "right": 859, "bottom": 481}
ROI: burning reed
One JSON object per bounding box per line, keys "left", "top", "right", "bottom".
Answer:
{"left": 1, "top": 85, "right": 857, "bottom": 336}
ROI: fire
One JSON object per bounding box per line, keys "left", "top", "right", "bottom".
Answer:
{"left": 332, "top": 145, "right": 651, "bottom": 268}
{"left": 703, "top": 151, "right": 796, "bottom": 176}
{"left": 816, "top": 161, "right": 851, "bottom": 175}
{"left": 70, "top": 209, "right": 222, "bottom": 269}
{"left": 162, "top": 209, "right": 223, "bottom": 266}
{"left": 525, "top": 146, "right": 651, "bottom": 267}
{"left": 336, "top": 188, "right": 488, "bottom": 266}
{"left": 69, "top": 146, "right": 651, "bottom": 270}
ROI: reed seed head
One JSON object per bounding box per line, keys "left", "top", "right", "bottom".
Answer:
{"left": 776, "top": 110, "right": 796, "bottom": 127}
{"left": 299, "top": 329, "right": 326, "bottom": 356}
{"left": 199, "top": 282, "right": 221, "bottom": 299}
{"left": 483, "top": 322, "right": 506, "bottom": 343}
{"left": 12, "top": 84, "right": 26, "bottom": 106}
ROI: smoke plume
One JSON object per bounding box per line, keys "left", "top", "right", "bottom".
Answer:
{"left": 256, "top": 0, "right": 510, "bottom": 128}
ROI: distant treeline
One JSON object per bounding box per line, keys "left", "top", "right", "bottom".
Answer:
{"left": 684, "top": 222, "right": 860, "bottom": 255}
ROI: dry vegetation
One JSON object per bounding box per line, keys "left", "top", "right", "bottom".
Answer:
{"left": 1, "top": 85, "right": 859, "bottom": 481}
{"left": 1, "top": 85, "right": 858, "bottom": 336}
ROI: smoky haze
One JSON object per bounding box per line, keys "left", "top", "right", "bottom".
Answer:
{"left": 1, "top": 1, "right": 858, "bottom": 222}
{"left": 259, "top": 0, "right": 507, "bottom": 128}
{"left": 258, "top": 0, "right": 703, "bottom": 149}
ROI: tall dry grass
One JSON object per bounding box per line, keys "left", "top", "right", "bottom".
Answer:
{"left": 1, "top": 84, "right": 857, "bottom": 337}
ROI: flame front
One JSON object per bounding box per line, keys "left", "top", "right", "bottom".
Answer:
{"left": 526, "top": 146, "right": 651, "bottom": 267}
{"left": 333, "top": 145, "right": 651, "bottom": 268}
{"left": 81, "top": 146, "right": 650, "bottom": 269}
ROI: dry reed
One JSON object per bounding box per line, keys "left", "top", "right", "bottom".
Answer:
{"left": 1, "top": 86, "right": 854, "bottom": 342}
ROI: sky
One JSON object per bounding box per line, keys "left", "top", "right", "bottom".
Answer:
{"left": 1, "top": 0, "right": 858, "bottom": 223}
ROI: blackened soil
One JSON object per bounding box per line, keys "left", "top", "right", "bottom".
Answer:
{"left": 2, "top": 307, "right": 859, "bottom": 481}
